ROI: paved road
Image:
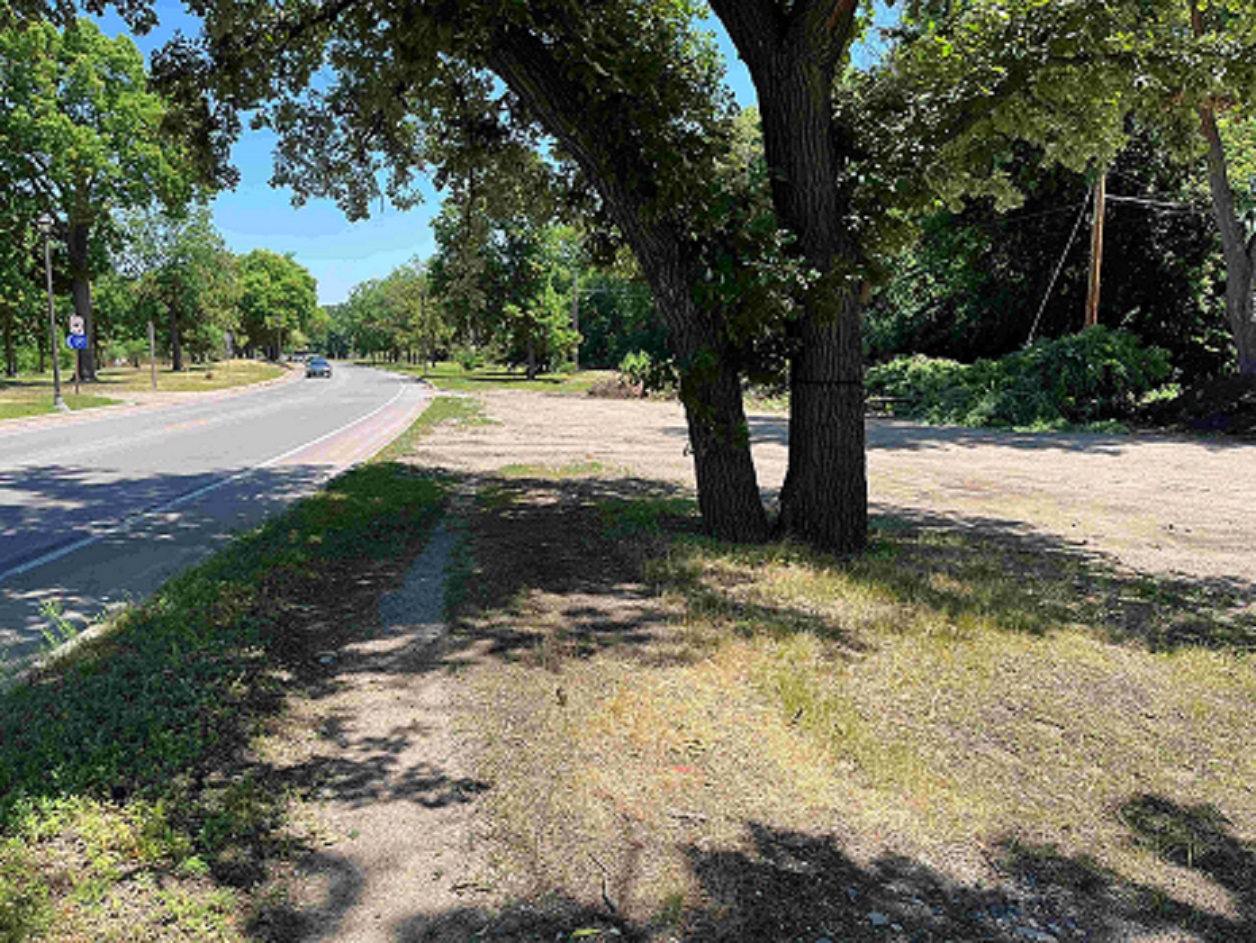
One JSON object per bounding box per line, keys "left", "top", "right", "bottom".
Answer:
{"left": 0, "top": 363, "right": 432, "bottom": 668}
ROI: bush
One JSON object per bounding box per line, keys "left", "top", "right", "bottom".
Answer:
{"left": 618, "top": 349, "right": 677, "bottom": 394}
{"left": 867, "top": 327, "right": 1172, "bottom": 429}
{"left": 454, "top": 346, "right": 487, "bottom": 372}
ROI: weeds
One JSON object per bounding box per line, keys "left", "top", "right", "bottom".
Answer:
{"left": 0, "top": 462, "right": 445, "bottom": 939}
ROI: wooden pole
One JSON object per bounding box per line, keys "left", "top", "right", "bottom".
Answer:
{"left": 1085, "top": 172, "right": 1107, "bottom": 328}
{"left": 571, "top": 274, "right": 580, "bottom": 371}
{"left": 148, "top": 320, "right": 157, "bottom": 389}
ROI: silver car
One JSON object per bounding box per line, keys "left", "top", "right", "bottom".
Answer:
{"left": 305, "top": 356, "right": 332, "bottom": 378}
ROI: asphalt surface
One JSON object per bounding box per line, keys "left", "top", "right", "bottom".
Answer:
{"left": 0, "top": 362, "right": 432, "bottom": 668}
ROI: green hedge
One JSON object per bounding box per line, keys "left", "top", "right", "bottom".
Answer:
{"left": 867, "top": 327, "right": 1171, "bottom": 429}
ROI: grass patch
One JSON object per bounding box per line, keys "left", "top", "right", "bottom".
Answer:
{"left": 0, "top": 461, "right": 445, "bottom": 939}
{"left": 371, "top": 394, "right": 492, "bottom": 463}
{"left": 0, "top": 390, "right": 117, "bottom": 420}
{"left": 368, "top": 359, "right": 613, "bottom": 394}
{"left": 452, "top": 471, "right": 1256, "bottom": 940}
{"left": 95, "top": 359, "right": 286, "bottom": 392}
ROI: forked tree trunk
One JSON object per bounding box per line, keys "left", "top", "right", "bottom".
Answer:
{"left": 715, "top": 0, "right": 868, "bottom": 552}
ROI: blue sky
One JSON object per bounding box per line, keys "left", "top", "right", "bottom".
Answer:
{"left": 98, "top": 3, "right": 894, "bottom": 306}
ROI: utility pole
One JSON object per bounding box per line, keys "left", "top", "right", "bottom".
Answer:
{"left": 1085, "top": 172, "right": 1107, "bottom": 329}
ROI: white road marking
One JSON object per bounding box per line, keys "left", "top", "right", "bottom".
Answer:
{"left": 0, "top": 384, "right": 409, "bottom": 584}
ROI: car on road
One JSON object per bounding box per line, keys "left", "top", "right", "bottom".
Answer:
{"left": 305, "top": 356, "right": 332, "bottom": 378}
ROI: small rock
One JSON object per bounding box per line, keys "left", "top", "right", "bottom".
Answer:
{"left": 868, "top": 912, "right": 890, "bottom": 928}
{"left": 890, "top": 924, "right": 904, "bottom": 933}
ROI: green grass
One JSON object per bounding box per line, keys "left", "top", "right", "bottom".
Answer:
{"left": 0, "top": 361, "right": 285, "bottom": 422}
{"left": 0, "top": 391, "right": 117, "bottom": 420}
{"left": 366, "top": 359, "right": 613, "bottom": 394}
{"left": 455, "top": 475, "right": 1256, "bottom": 939}
{"left": 372, "top": 394, "right": 493, "bottom": 462}
{"left": 0, "top": 461, "right": 446, "bottom": 939}
{"left": 95, "top": 359, "right": 286, "bottom": 391}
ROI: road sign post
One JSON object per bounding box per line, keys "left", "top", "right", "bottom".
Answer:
{"left": 67, "top": 315, "right": 86, "bottom": 398}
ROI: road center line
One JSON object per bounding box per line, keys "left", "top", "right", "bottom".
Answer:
{"left": 0, "top": 383, "right": 410, "bottom": 585}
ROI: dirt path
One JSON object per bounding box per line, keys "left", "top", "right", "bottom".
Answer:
{"left": 416, "top": 390, "right": 1256, "bottom": 590}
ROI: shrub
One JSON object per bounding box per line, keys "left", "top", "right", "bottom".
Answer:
{"left": 618, "top": 349, "right": 677, "bottom": 394}
{"left": 866, "top": 327, "right": 1172, "bottom": 429}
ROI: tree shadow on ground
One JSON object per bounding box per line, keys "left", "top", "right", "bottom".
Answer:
{"left": 864, "top": 505, "right": 1256, "bottom": 653}
{"left": 375, "top": 799, "right": 1256, "bottom": 942}
{"left": 741, "top": 413, "right": 1256, "bottom": 455}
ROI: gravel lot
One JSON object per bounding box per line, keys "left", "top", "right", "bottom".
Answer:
{"left": 417, "top": 390, "right": 1256, "bottom": 590}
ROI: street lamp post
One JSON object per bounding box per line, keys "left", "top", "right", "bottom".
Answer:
{"left": 36, "top": 212, "right": 68, "bottom": 412}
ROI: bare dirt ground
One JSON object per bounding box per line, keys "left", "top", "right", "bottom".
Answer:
{"left": 418, "top": 390, "right": 1256, "bottom": 591}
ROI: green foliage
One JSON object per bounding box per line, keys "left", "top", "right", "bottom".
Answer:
{"left": 111, "top": 204, "right": 241, "bottom": 364}
{"left": 867, "top": 327, "right": 1172, "bottom": 428}
{"left": 867, "top": 132, "right": 1228, "bottom": 378}
{"left": 236, "top": 249, "right": 316, "bottom": 358}
{"left": 618, "top": 349, "right": 676, "bottom": 393}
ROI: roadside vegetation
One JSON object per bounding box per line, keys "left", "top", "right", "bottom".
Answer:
{"left": 93, "top": 359, "right": 287, "bottom": 393}
{"left": 0, "top": 461, "right": 446, "bottom": 940}
{"left": 0, "top": 386, "right": 117, "bottom": 420}
{"left": 450, "top": 462, "right": 1256, "bottom": 940}
{"left": 367, "top": 358, "right": 613, "bottom": 395}
{"left": 2, "top": 388, "right": 1252, "bottom": 940}
{"left": 0, "top": 361, "right": 287, "bottom": 423}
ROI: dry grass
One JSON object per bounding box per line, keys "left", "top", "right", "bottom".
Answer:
{"left": 95, "top": 360, "right": 286, "bottom": 392}
{"left": 448, "top": 467, "right": 1256, "bottom": 941}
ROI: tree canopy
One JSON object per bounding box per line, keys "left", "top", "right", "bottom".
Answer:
{"left": 0, "top": 18, "right": 197, "bottom": 377}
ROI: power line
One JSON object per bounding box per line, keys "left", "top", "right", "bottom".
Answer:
{"left": 1026, "top": 193, "right": 1091, "bottom": 346}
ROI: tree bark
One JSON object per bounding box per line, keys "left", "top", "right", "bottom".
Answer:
{"left": 713, "top": 0, "right": 867, "bottom": 552}
{"left": 486, "top": 27, "right": 769, "bottom": 543}
{"left": 1198, "top": 107, "right": 1256, "bottom": 374}
{"left": 2, "top": 306, "right": 16, "bottom": 377}
{"left": 169, "top": 307, "right": 184, "bottom": 371}
{"left": 1191, "top": 1, "right": 1256, "bottom": 375}
{"left": 66, "top": 219, "right": 98, "bottom": 381}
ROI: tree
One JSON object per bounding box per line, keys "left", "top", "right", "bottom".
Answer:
{"left": 0, "top": 20, "right": 196, "bottom": 379}
{"left": 868, "top": 132, "right": 1225, "bottom": 379}
{"left": 148, "top": 1, "right": 775, "bottom": 544}
{"left": 880, "top": 1, "right": 1256, "bottom": 375}
{"left": 115, "top": 204, "right": 240, "bottom": 369}
{"left": 236, "top": 250, "right": 317, "bottom": 360}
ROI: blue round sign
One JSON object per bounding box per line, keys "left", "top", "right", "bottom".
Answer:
{"left": 66, "top": 333, "right": 88, "bottom": 350}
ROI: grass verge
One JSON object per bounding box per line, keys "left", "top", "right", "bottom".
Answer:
{"left": 94, "top": 360, "right": 287, "bottom": 392}
{"left": 364, "top": 359, "right": 613, "bottom": 394}
{"left": 450, "top": 466, "right": 1256, "bottom": 941}
{"left": 0, "top": 461, "right": 445, "bottom": 941}
{"left": 0, "top": 391, "right": 117, "bottom": 420}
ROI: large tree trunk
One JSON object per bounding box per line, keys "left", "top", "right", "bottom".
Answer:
{"left": 66, "top": 219, "right": 98, "bottom": 381}
{"left": 713, "top": 0, "right": 867, "bottom": 553}
{"left": 2, "top": 306, "right": 16, "bottom": 377}
{"left": 1191, "top": 1, "right": 1256, "bottom": 374}
{"left": 487, "top": 30, "right": 770, "bottom": 543}
{"left": 1199, "top": 106, "right": 1256, "bottom": 375}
